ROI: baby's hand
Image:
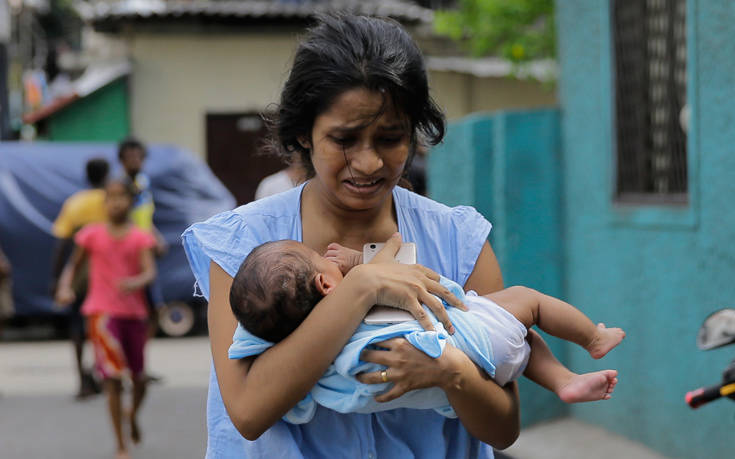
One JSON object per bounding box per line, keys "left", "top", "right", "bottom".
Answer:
{"left": 325, "top": 243, "right": 363, "bottom": 275}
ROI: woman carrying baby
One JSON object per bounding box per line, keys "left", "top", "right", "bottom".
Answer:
{"left": 183, "top": 13, "right": 568, "bottom": 458}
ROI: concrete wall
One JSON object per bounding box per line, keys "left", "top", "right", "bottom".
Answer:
{"left": 557, "top": 1, "right": 734, "bottom": 458}
{"left": 428, "top": 109, "right": 567, "bottom": 427}
{"left": 128, "top": 32, "right": 298, "bottom": 158}
{"left": 123, "top": 30, "right": 554, "bottom": 157}
{"left": 429, "top": 70, "right": 557, "bottom": 120}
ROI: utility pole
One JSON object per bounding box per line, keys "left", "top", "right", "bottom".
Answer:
{"left": 0, "top": 0, "right": 10, "bottom": 140}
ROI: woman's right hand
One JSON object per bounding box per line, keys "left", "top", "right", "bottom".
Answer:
{"left": 353, "top": 233, "right": 467, "bottom": 333}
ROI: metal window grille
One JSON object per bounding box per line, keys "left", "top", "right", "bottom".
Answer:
{"left": 613, "top": 0, "right": 687, "bottom": 203}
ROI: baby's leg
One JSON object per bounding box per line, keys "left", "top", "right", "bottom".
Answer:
{"left": 524, "top": 330, "right": 619, "bottom": 403}
{"left": 486, "top": 286, "right": 625, "bottom": 359}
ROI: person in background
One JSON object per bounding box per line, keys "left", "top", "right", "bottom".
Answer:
{"left": 56, "top": 179, "right": 157, "bottom": 459}
{"left": 0, "top": 243, "right": 13, "bottom": 339}
{"left": 254, "top": 158, "right": 305, "bottom": 200}
{"left": 117, "top": 137, "right": 168, "bottom": 383}
{"left": 117, "top": 138, "right": 167, "bottom": 384}
{"left": 179, "top": 14, "right": 571, "bottom": 457}
{"left": 406, "top": 147, "right": 427, "bottom": 196}
{"left": 51, "top": 157, "right": 109, "bottom": 399}
{"left": 117, "top": 138, "right": 167, "bottom": 258}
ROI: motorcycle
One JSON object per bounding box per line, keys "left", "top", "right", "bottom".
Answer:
{"left": 685, "top": 308, "right": 735, "bottom": 408}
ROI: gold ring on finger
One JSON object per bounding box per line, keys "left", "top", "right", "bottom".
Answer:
{"left": 380, "top": 369, "right": 389, "bottom": 383}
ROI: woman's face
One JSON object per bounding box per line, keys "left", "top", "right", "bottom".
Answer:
{"left": 307, "top": 87, "right": 411, "bottom": 212}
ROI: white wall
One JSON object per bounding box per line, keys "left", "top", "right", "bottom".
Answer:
{"left": 429, "top": 70, "right": 557, "bottom": 120}
{"left": 129, "top": 32, "right": 299, "bottom": 158}
{"left": 126, "top": 31, "right": 556, "bottom": 158}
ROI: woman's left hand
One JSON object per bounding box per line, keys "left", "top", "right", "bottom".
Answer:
{"left": 356, "top": 338, "right": 464, "bottom": 402}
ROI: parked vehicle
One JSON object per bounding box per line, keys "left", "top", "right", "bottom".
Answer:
{"left": 0, "top": 142, "right": 235, "bottom": 336}
{"left": 685, "top": 308, "right": 735, "bottom": 408}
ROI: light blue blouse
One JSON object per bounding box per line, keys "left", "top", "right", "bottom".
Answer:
{"left": 182, "top": 183, "right": 495, "bottom": 459}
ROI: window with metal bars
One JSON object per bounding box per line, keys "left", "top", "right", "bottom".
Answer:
{"left": 612, "top": 0, "right": 688, "bottom": 204}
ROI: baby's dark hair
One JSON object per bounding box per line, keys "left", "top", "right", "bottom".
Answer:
{"left": 230, "top": 241, "right": 325, "bottom": 343}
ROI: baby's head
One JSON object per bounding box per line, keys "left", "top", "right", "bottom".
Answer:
{"left": 230, "top": 240, "right": 344, "bottom": 342}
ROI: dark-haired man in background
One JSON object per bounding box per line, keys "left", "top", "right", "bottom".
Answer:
{"left": 51, "top": 157, "right": 110, "bottom": 399}
{"left": 117, "top": 138, "right": 167, "bottom": 259}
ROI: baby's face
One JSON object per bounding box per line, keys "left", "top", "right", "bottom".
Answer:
{"left": 288, "top": 242, "right": 344, "bottom": 284}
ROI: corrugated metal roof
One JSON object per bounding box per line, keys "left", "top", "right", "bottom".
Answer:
{"left": 77, "top": 0, "right": 433, "bottom": 25}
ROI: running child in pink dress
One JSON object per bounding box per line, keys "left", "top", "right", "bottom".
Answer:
{"left": 55, "top": 179, "right": 157, "bottom": 459}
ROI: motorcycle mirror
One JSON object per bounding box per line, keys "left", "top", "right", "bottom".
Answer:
{"left": 697, "top": 308, "right": 735, "bottom": 350}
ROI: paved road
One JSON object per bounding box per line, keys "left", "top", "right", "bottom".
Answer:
{"left": 0, "top": 337, "right": 672, "bottom": 459}
{"left": 504, "top": 418, "right": 672, "bottom": 459}
{"left": 0, "top": 337, "right": 211, "bottom": 459}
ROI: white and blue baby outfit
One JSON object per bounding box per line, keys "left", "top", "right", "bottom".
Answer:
{"left": 228, "top": 276, "right": 531, "bottom": 423}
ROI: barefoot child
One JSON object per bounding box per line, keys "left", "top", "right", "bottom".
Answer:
{"left": 230, "top": 235, "right": 624, "bottom": 415}
{"left": 56, "top": 179, "right": 157, "bottom": 459}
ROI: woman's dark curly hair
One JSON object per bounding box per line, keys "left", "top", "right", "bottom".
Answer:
{"left": 264, "top": 13, "right": 446, "bottom": 179}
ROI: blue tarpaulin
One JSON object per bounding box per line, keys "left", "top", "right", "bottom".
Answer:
{"left": 0, "top": 142, "right": 235, "bottom": 315}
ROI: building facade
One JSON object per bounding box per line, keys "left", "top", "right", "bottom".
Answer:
{"left": 430, "top": 1, "right": 734, "bottom": 457}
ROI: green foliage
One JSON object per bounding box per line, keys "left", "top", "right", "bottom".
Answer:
{"left": 434, "top": 0, "right": 556, "bottom": 63}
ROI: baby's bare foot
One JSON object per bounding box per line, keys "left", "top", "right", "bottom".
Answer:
{"left": 558, "top": 369, "right": 618, "bottom": 403}
{"left": 116, "top": 449, "right": 131, "bottom": 459}
{"left": 587, "top": 323, "right": 625, "bottom": 359}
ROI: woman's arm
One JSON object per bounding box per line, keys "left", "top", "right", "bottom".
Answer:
{"left": 461, "top": 242, "right": 567, "bottom": 447}
{"left": 358, "top": 335, "right": 520, "bottom": 448}
{"left": 464, "top": 241, "right": 504, "bottom": 294}
{"left": 209, "top": 261, "right": 372, "bottom": 440}
{"left": 439, "top": 345, "right": 520, "bottom": 448}
{"left": 209, "top": 236, "right": 459, "bottom": 440}
{"left": 358, "top": 241, "right": 521, "bottom": 448}
{"left": 450, "top": 241, "right": 520, "bottom": 448}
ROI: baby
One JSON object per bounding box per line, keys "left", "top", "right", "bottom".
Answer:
{"left": 230, "top": 238, "right": 625, "bottom": 404}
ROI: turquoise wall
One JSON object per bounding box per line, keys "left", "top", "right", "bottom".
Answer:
{"left": 429, "top": 1, "right": 734, "bottom": 456}
{"left": 557, "top": 1, "right": 734, "bottom": 458}
{"left": 429, "top": 108, "right": 567, "bottom": 426}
